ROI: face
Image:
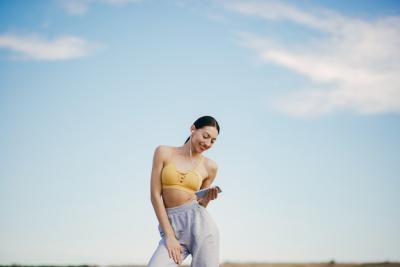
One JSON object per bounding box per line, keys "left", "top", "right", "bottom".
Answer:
{"left": 190, "top": 125, "right": 218, "bottom": 153}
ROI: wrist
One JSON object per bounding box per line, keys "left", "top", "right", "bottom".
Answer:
{"left": 164, "top": 230, "right": 176, "bottom": 238}
{"left": 165, "top": 234, "right": 176, "bottom": 240}
{"left": 198, "top": 199, "right": 209, "bottom": 207}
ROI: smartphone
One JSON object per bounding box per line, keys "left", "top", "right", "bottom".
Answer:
{"left": 195, "top": 186, "right": 222, "bottom": 198}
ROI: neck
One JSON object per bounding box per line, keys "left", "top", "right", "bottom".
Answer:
{"left": 182, "top": 140, "right": 201, "bottom": 159}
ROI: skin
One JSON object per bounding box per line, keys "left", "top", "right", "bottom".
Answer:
{"left": 150, "top": 125, "right": 219, "bottom": 265}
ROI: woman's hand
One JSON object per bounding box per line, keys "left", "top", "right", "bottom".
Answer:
{"left": 198, "top": 186, "right": 219, "bottom": 207}
{"left": 165, "top": 235, "right": 184, "bottom": 264}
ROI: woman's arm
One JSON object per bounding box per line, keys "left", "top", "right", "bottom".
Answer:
{"left": 197, "top": 159, "right": 219, "bottom": 208}
{"left": 149, "top": 145, "right": 183, "bottom": 264}
{"left": 150, "top": 146, "right": 174, "bottom": 237}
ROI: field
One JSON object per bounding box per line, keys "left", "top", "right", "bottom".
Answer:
{"left": 2, "top": 262, "right": 399, "bottom": 267}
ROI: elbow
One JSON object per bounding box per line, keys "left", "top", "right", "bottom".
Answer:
{"left": 150, "top": 190, "right": 162, "bottom": 205}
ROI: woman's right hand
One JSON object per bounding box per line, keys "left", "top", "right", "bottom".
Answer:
{"left": 165, "top": 235, "right": 184, "bottom": 264}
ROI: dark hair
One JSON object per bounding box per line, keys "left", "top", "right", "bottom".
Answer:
{"left": 184, "top": 115, "right": 220, "bottom": 144}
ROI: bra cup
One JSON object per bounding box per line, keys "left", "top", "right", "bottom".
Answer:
{"left": 161, "top": 163, "right": 202, "bottom": 192}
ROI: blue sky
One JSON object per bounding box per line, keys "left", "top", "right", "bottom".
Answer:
{"left": 1, "top": 0, "right": 400, "bottom": 265}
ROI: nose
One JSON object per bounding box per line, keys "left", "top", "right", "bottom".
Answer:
{"left": 205, "top": 140, "right": 212, "bottom": 148}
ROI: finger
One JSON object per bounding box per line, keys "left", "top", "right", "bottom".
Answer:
{"left": 172, "top": 250, "right": 178, "bottom": 264}
{"left": 177, "top": 247, "right": 182, "bottom": 260}
{"left": 175, "top": 248, "right": 182, "bottom": 264}
{"left": 168, "top": 248, "right": 172, "bottom": 259}
{"left": 206, "top": 190, "right": 212, "bottom": 201}
{"left": 211, "top": 188, "right": 217, "bottom": 199}
{"left": 178, "top": 254, "right": 182, "bottom": 264}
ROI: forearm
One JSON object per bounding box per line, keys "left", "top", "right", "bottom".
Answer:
{"left": 151, "top": 195, "right": 175, "bottom": 238}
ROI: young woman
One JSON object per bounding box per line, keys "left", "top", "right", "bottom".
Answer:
{"left": 147, "top": 115, "right": 221, "bottom": 267}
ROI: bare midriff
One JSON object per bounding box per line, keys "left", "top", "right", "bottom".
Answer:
{"left": 162, "top": 188, "right": 197, "bottom": 208}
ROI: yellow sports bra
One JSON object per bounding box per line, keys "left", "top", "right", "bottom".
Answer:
{"left": 161, "top": 153, "right": 204, "bottom": 194}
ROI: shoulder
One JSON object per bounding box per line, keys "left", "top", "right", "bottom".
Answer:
{"left": 203, "top": 156, "right": 218, "bottom": 176}
{"left": 153, "top": 145, "right": 175, "bottom": 162}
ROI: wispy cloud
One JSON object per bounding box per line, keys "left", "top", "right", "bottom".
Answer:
{"left": 59, "top": 0, "right": 142, "bottom": 15}
{"left": 222, "top": 1, "right": 400, "bottom": 117}
{"left": 59, "top": 0, "right": 89, "bottom": 15}
{"left": 0, "top": 33, "right": 101, "bottom": 61}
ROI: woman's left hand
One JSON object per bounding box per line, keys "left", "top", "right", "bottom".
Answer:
{"left": 198, "top": 186, "right": 219, "bottom": 207}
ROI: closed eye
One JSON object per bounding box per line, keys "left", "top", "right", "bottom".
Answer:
{"left": 204, "top": 134, "right": 216, "bottom": 143}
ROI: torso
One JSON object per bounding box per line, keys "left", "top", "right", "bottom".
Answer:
{"left": 161, "top": 146, "right": 209, "bottom": 208}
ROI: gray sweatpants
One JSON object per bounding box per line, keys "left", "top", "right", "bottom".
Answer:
{"left": 147, "top": 199, "right": 219, "bottom": 267}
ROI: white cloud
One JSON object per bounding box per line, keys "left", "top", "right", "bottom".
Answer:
{"left": 59, "top": 0, "right": 90, "bottom": 15}
{"left": 102, "top": 0, "right": 142, "bottom": 4}
{"left": 0, "top": 33, "right": 101, "bottom": 61}
{"left": 59, "top": 0, "right": 142, "bottom": 15}
{"left": 223, "top": 1, "right": 400, "bottom": 117}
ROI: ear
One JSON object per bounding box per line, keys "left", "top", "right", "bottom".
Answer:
{"left": 190, "top": 125, "right": 196, "bottom": 133}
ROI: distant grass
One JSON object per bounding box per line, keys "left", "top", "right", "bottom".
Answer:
{"left": 1, "top": 262, "right": 399, "bottom": 267}
{"left": 0, "top": 265, "right": 95, "bottom": 267}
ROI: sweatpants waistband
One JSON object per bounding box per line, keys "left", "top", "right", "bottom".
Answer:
{"left": 166, "top": 199, "right": 199, "bottom": 215}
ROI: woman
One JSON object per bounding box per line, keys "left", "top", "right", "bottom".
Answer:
{"left": 147, "top": 115, "right": 221, "bottom": 267}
